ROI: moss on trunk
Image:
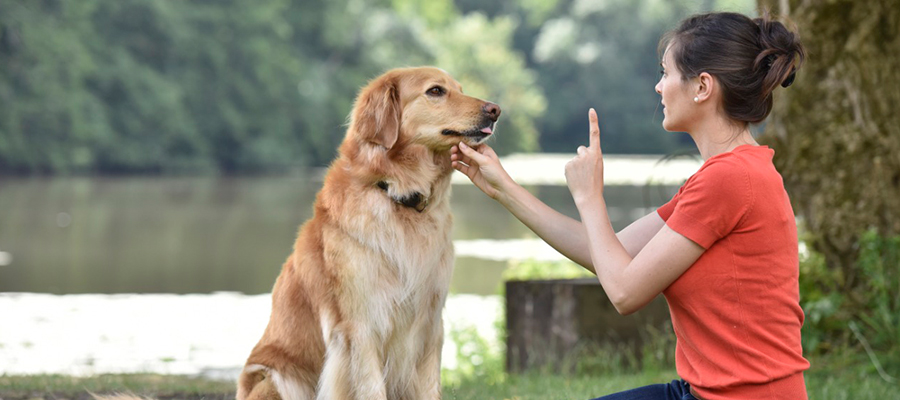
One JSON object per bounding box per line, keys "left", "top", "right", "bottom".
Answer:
{"left": 758, "top": 0, "right": 900, "bottom": 290}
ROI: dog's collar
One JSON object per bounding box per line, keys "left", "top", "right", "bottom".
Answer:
{"left": 377, "top": 181, "right": 428, "bottom": 213}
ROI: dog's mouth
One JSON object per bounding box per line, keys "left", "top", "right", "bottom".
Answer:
{"left": 441, "top": 121, "right": 495, "bottom": 143}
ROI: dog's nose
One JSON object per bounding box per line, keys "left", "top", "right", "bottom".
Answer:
{"left": 482, "top": 102, "right": 501, "bottom": 121}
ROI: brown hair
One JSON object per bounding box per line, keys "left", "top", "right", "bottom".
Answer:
{"left": 660, "top": 12, "right": 805, "bottom": 124}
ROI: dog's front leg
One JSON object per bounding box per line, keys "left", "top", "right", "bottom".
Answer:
{"left": 412, "top": 317, "right": 444, "bottom": 400}
{"left": 348, "top": 329, "right": 389, "bottom": 400}
{"left": 319, "top": 324, "right": 388, "bottom": 400}
{"left": 316, "top": 328, "right": 352, "bottom": 400}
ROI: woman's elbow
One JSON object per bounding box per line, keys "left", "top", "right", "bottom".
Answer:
{"left": 608, "top": 292, "right": 644, "bottom": 316}
{"left": 612, "top": 301, "right": 640, "bottom": 316}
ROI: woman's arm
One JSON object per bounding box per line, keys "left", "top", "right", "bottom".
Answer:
{"left": 565, "top": 109, "right": 704, "bottom": 314}
{"left": 576, "top": 197, "right": 703, "bottom": 314}
{"left": 617, "top": 212, "right": 666, "bottom": 258}
{"left": 451, "top": 143, "right": 666, "bottom": 272}
{"left": 451, "top": 142, "right": 594, "bottom": 269}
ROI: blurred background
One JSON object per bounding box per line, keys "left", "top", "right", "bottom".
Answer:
{"left": 0, "top": 0, "right": 757, "bottom": 296}
{"left": 1, "top": 0, "right": 899, "bottom": 397}
{"left": 0, "top": 0, "right": 751, "bottom": 176}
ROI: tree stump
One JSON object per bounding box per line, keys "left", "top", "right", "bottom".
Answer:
{"left": 505, "top": 278, "right": 671, "bottom": 373}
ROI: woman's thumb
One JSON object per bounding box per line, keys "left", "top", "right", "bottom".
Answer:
{"left": 459, "top": 142, "right": 489, "bottom": 163}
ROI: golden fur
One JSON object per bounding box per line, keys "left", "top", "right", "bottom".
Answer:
{"left": 236, "top": 67, "right": 500, "bottom": 400}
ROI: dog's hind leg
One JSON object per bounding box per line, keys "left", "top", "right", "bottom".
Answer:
{"left": 239, "top": 364, "right": 315, "bottom": 400}
{"left": 238, "top": 367, "right": 281, "bottom": 400}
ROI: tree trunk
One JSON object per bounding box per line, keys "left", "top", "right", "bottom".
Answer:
{"left": 758, "top": 0, "right": 900, "bottom": 288}
{"left": 505, "top": 278, "right": 670, "bottom": 373}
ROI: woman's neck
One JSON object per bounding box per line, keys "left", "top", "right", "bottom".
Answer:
{"left": 689, "top": 116, "right": 758, "bottom": 160}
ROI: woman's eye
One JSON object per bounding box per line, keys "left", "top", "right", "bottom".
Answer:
{"left": 427, "top": 86, "right": 445, "bottom": 96}
{"left": 659, "top": 69, "right": 666, "bottom": 76}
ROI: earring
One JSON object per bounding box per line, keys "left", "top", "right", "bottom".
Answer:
{"left": 693, "top": 97, "right": 699, "bottom": 103}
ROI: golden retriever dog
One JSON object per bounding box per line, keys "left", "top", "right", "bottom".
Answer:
{"left": 236, "top": 67, "right": 500, "bottom": 400}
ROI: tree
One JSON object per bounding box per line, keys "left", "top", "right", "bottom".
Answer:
{"left": 0, "top": 0, "right": 546, "bottom": 173}
{"left": 759, "top": 0, "right": 899, "bottom": 285}
{"left": 455, "top": 0, "right": 757, "bottom": 154}
{"left": 758, "top": 0, "right": 900, "bottom": 351}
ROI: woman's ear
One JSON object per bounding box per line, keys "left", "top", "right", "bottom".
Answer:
{"left": 696, "top": 72, "right": 715, "bottom": 103}
{"left": 351, "top": 75, "right": 401, "bottom": 150}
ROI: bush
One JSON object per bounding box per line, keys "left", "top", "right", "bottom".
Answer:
{"left": 800, "top": 229, "right": 900, "bottom": 367}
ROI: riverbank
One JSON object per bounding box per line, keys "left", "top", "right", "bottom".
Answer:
{"left": 0, "top": 292, "right": 501, "bottom": 379}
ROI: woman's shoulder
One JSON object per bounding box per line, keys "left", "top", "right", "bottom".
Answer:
{"left": 696, "top": 145, "right": 775, "bottom": 181}
{"left": 692, "top": 151, "right": 751, "bottom": 185}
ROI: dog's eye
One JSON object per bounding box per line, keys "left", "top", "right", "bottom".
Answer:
{"left": 426, "top": 86, "right": 445, "bottom": 97}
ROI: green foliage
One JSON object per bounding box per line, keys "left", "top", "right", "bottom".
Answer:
{"left": 798, "top": 244, "right": 845, "bottom": 353}
{"left": 441, "top": 323, "right": 506, "bottom": 387}
{"left": 800, "top": 229, "right": 900, "bottom": 364}
{"left": 424, "top": 13, "right": 546, "bottom": 154}
{"left": 458, "top": 0, "right": 756, "bottom": 154}
{"left": 0, "top": 0, "right": 545, "bottom": 173}
{"left": 853, "top": 230, "right": 900, "bottom": 353}
{"left": 0, "top": 0, "right": 758, "bottom": 174}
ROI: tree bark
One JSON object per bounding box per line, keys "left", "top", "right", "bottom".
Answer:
{"left": 758, "top": 0, "right": 900, "bottom": 288}
{"left": 505, "top": 278, "right": 670, "bottom": 373}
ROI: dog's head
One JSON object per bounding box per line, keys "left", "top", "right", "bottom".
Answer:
{"left": 349, "top": 67, "right": 500, "bottom": 152}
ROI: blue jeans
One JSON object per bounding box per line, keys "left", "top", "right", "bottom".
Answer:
{"left": 590, "top": 379, "right": 698, "bottom": 400}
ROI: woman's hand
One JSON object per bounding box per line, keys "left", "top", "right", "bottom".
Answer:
{"left": 565, "top": 108, "right": 605, "bottom": 204}
{"left": 450, "top": 142, "right": 512, "bottom": 201}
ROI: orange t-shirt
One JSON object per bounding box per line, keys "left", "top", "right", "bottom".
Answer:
{"left": 657, "top": 145, "right": 810, "bottom": 400}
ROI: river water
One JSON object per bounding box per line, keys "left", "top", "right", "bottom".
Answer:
{"left": 0, "top": 154, "right": 700, "bottom": 377}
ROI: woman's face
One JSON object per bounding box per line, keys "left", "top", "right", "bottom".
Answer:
{"left": 655, "top": 47, "right": 696, "bottom": 132}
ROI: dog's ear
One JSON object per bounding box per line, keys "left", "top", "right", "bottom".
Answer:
{"left": 352, "top": 75, "right": 401, "bottom": 150}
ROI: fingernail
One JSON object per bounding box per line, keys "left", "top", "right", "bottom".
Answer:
{"left": 459, "top": 142, "right": 467, "bottom": 149}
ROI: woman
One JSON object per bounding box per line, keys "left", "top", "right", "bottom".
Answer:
{"left": 451, "top": 12, "right": 809, "bottom": 400}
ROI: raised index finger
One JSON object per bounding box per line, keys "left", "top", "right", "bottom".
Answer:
{"left": 588, "top": 108, "right": 600, "bottom": 150}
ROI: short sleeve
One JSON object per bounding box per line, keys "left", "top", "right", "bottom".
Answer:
{"left": 656, "top": 185, "right": 683, "bottom": 221}
{"left": 666, "top": 159, "right": 752, "bottom": 249}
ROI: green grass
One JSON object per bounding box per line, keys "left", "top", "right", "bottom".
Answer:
{"left": 444, "top": 369, "right": 679, "bottom": 400}
{"left": 1, "top": 356, "right": 896, "bottom": 400}
{"left": 443, "top": 365, "right": 898, "bottom": 400}
{"left": 0, "top": 374, "right": 234, "bottom": 400}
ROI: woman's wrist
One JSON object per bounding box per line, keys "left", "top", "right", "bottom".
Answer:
{"left": 493, "top": 176, "right": 524, "bottom": 207}
{"left": 572, "top": 192, "right": 598, "bottom": 209}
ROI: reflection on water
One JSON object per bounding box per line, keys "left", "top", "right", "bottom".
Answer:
{"left": 0, "top": 175, "right": 678, "bottom": 295}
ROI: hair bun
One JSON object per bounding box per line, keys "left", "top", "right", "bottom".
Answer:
{"left": 754, "top": 15, "right": 805, "bottom": 95}
{"left": 660, "top": 11, "right": 806, "bottom": 124}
